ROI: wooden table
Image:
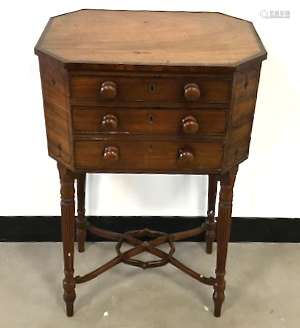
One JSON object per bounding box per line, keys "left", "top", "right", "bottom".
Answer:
{"left": 35, "top": 9, "right": 267, "bottom": 317}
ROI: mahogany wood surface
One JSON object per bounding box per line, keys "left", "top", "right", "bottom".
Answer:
{"left": 70, "top": 74, "right": 231, "bottom": 107}
{"left": 72, "top": 108, "right": 226, "bottom": 136}
{"left": 35, "top": 10, "right": 266, "bottom": 67}
{"left": 74, "top": 139, "right": 223, "bottom": 172}
{"left": 57, "top": 163, "right": 76, "bottom": 317}
{"left": 35, "top": 9, "right": 266, "bottom": 318}
{"left": 213, "top": 167, "right": 238, "bottom": 317}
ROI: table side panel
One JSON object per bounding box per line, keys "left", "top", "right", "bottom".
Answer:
{"left": 223, "top": 65, "right": 262, "bottom": 169}
{"left": 39, "top": 55, "right": 73, "bottom": 167}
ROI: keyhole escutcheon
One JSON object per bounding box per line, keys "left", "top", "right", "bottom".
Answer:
{"left": 148, "top": 83, "right": 157, "bottom": 93}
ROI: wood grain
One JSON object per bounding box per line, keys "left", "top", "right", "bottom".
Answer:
{"left": 35, "top": 10, "right": 266, "bottom": 67}
{"left": 57, "top": 163, "right": 76, "bottom": 316}
{"left": 72, "top": 108, "right": 227, "bottom": 136}
{"left": 70, "top": 74, "right": 231, "bottom": 106}
{"left": 38, "top": 55, "right": 73, "bottom": 167}
{"left": 35, "top": 10, "right": 267, "bottom": 318}
{"left": 74, "top": 139, "right": 223, "bottom": 172}
{"left": 213, "top": 166, "right": 238, "bottom": 317}
{"left": 223, "top": 65, "right": 261, "bottom": 170}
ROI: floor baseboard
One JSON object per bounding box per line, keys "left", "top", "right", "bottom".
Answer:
{"left": 0, "top": 216, "right": 299, "bottom": 242}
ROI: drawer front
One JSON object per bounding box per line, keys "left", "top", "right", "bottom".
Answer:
{"left": 72, "top": 108, "right": 227, "bottom": 136}
{"left": 70, "top": 75, "right": 231, "bottom": 107}
{"left": 74, "top": 139, "right": 223, "bottom": 172}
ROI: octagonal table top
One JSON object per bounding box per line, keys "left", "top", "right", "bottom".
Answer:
{"left": 35, "top": 9, "right": 267, "bottom": 68}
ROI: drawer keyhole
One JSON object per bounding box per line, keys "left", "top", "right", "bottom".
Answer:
{"left": 149, "top": 83, "right": 156, "bottom": 93}
{"left": 149, "top": 114, "right": 154, "bottom": 124}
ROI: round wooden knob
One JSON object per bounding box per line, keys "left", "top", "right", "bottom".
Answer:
{"left": 182, "top": 116, "right": 199, "bottom": 134}
{"left": 178, "top": 148, "right": 195, "bottom": 163}
{"left": 184, "top": 83, "right": 201, "bottom": 102}
{"left": 101, "top": 114, "right": 118, "bottom": 130}
{"left": 103, "top": 146, "right": 119, "bottom": 162}
{"left": 100, "top": 81, "right": 117, "bottom": 100}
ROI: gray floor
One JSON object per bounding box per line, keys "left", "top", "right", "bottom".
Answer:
{"left": 0, "top": 242, "right": 299, "bottom": 327}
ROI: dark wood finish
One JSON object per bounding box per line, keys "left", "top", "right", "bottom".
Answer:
{"left": 70, "top": 74, "right": 231, "bottom": 107}
{"left": 181, "top": 115, "right": 200, "bottom": 134}
{"left": 184, "top": 83, "right": 201, "bottom": 102}
{"left": 103, "top": 146, "right": 120, "bottom": 162}
{"left": 38, "top": 55, "right": 73, "bottom": 168}
{"left": 213, "top": 167, "right": 238, "bottom": 317}
{"left": 76, "top": 224, "right": 214, "bottom": 285}
{"left": 36, "top": 58, "right": 264, "bottom": 174}
{"left": 74, "top": 140, "right": 223, "bottom": 172}
{"left": 76, "top": 173, "right": 86, "bottom": 252}
{"left": 100, "top": 114, "right": 119, "bottom": 130}
{"left": 73, "top": 108, "right": 226, "bottom": 136}
{"left": 206, "top": 175, "right": 218, "bottom": 254}
{"left": 223, "top": 66, "right": 262, "bottom": 169}
{"left": 99, "top": 81, "right": 117, "bottom": 100}
{"left": 57, "top": 163, "right": 76, "bottom": 316}
{"left": 35, "top": 9, "right": 266, "bottom": 318}
{"left": 178, "top": 148, "right": 195, "bottom": 163}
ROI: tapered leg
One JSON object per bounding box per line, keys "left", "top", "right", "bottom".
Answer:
{"left": 58, "top": 163, "right": 76, "bottom": 317}
{"left": 213, "top": 167, "right": 238, "bottom": 317}
{"left": 76, "top": 173, "right": 86, "bottom": 252}
{"left": 206, "top": 175, "right": 218, "bottom": 254}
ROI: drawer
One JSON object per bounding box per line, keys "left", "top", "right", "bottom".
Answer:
{"left": 74, "top": 139, "right": 223, "bottom": 172}
{"left": 70, "top": 75, "right": 231, "bottom": 107}
{"left": 72, "top": 108, "right": 227, "bottom": 136}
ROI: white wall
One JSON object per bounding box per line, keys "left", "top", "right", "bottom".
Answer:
{"left": 0, "top": 1, "right": 299, "bottom": 217}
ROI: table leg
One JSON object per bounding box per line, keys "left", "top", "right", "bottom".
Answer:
{"left": 58, "top": 163, "right": 76, "bottom": 317}
{"left": 206, "top": 175, "right": 218, "bottom": 254}
{"left": 76, "top": 173, "right": 86, "bottom": 252}
{"left": 213, "top": 167, "right": 238, "bottom": 317}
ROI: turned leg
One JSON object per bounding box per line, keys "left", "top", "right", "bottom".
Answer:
{"left": 58, "top": 163, "right": 76, "bottom": 317}
{"left": 76, "top": 173, "right": 86, "bottom": 252}
{"left": 206, "top": 175, "right": 218, "bottom": 254}
{"left": 213, "top": 167, "right": 238, "bottom": 317}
